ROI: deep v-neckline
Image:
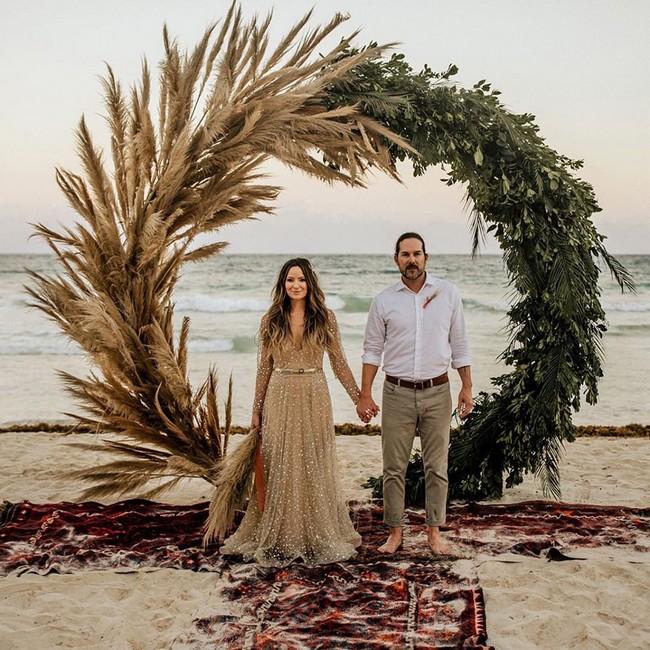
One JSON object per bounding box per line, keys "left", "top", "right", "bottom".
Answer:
{"left": 289, "top": 313, "right": 305, "bottom": 350}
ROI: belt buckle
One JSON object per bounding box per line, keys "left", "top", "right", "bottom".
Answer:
{"left": 413, "top": 380, "right": 423, "bottom": 390}
{"left": 298, "top": 368, "right": 305, "bottom": 374}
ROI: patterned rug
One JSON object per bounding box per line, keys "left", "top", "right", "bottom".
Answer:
{"left": 0, "top": 499, "right": 217, "bottom": 575}
{"left": 173, "top": 559, "right": 489, "bottom": 649}
{"left": 2, "top": 499, "right": 648, "bottom": 648}
{"left": 173, "top": 503, "right": 491, "bottom": 649}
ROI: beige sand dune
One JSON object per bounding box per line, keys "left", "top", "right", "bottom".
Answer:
{"left": 1, "top": 432, "right": 648, "bottom": 649}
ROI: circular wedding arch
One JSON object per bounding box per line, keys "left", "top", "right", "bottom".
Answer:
{"left": 29, "top": 8, "right": 632, "bottom": 504}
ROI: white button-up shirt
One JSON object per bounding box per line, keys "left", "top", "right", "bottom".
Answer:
{"left": 362, "top": 272, "right": 471, "bottom": 380}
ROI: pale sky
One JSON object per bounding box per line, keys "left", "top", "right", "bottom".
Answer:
{"left": 1, "top": 0, "right": 648, "bottom": 255}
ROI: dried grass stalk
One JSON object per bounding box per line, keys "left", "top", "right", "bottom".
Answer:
{"left": 203, "top": 427, "right": 261, "bottom": 545}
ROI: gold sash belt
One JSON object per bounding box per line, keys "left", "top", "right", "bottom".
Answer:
{"left": 274, "top": 367, "right": 320, "bottom": 374}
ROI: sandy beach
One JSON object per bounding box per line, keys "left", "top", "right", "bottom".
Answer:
{"left": 1, "top": 430, "right": 648, "bottom": 649}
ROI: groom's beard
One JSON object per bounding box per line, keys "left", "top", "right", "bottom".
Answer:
{"left": 401, "top": 264, "right": 424, "bottom": 280}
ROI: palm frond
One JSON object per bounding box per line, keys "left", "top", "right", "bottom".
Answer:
{"left": 203, "top": 428, "right": 261, "bottom": 545}
{"left": 467, "top": 206, "right": 487, "bottom": 259}
{"left": 596, "top": 246, "right": 636, "bottom": 293}
{"left": 534, "top": 436, "right": 564, "bottom": 500}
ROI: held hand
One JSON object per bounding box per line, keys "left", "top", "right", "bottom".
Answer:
{"left": 457, "top": 387, "right": 474, "bottom": 420}
{"left": 356, "top": 395, "right": 379, "bottom": 423}
{"left": 251, "top": 412, "right": 262, "bottom": 432}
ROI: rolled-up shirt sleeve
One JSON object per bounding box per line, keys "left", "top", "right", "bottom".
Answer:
{"left": 449, "top": 286, "right": 471, "bottom": 369}
{"left": 362, "top": 296, "right": 385, "bottom": 367}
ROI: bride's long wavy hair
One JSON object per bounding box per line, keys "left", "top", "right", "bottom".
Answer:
{"left": 262, "top": 258, "right": 333, "bottom": 352}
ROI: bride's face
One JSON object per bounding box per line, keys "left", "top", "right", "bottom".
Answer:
{"left": 284, "top": 266, "right": 308, "bottom": 302}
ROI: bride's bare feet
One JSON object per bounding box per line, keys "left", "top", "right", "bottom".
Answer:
{"left": 427, "top": 526, "right": 449, "bottom": 555}
{"left": 378, "top": 527, "right": 403, "bottom": 553}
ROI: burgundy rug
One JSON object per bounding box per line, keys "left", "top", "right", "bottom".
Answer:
{"left": 2, "top": 499, "right": 647, "bottom": 648}
{"left": 173, "top": 503, "right": 491, "bottom": 649}
{"left": 173, "top": 559, "right": 490, "bottom": 649}
{"left": 0, "top": 499, "right": 218, "bottom": 575}
{"left": 383, "top": 501, "right": 650, "bottom": 560}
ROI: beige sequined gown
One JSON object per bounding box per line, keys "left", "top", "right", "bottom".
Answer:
{"left": 220, "top": 311, "right": 362, "bottom": 567}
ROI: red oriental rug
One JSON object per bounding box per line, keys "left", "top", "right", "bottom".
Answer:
{"left": 0, "top": 499, "right": 218, "bottom": 575}
{"left": 173, "top": 558, "right": 489, "bottom": 649}
{"left": 1, "top": 499, "right": 647, "bottom": 649}
{"left": 173, "top": 503, "right": 491, "bottom": 649}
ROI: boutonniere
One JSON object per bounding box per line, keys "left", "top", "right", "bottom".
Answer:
{"left": 423, "top": 289, "right": 440, "bottom": 309}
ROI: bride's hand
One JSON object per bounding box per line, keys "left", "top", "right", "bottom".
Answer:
{"left": 356, "top": 396, "right": 379, "bottom": 423}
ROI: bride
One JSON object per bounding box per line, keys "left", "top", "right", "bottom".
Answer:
{"left": 219, "top": 258, "right": 363, "bottom": 567}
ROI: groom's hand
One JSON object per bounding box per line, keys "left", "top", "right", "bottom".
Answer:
{"left": 457, "top": 387, "right": 474, "bottom": 419}
{"left": 356, "top": 395, "right": 379, "bottom": 423}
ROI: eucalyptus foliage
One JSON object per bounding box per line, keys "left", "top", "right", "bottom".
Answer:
{"left": 327, "top": 50, "right": 634, "bottom": 500}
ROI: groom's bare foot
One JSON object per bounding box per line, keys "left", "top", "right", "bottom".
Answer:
{"left": 378, "top": 527, "right": 403, "bottom": 553}
{"left": 427, "top": 526, "right": 450, "bottom": 555}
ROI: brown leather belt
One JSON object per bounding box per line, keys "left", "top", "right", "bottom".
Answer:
{"left": 385, "top": 373, "right": 448, "bottom": 390}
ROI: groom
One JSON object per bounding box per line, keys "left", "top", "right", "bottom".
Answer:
{"left": 356, "top": 232, "right": 473, "bottom": 554}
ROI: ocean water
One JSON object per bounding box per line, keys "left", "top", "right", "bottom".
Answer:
{"left": 0, "top": 253, "right": 648, "bottom": 427}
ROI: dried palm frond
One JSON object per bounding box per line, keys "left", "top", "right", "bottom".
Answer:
{"left": 203, "top": 427, "right": 261, "bottom": 545}
{"left": 26, "top": 3, "right": 409, "bottom": 499}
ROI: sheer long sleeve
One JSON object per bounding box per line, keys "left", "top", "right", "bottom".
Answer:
{"left": 326, "top": 310, "right": 361, "bottom": 405}
{"left": 252, "top": 317, "right": 274, "bottom": 416}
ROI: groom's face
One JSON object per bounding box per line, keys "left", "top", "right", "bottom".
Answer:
{"left": 394, "top": 238, "right": 428, "bottom": 281}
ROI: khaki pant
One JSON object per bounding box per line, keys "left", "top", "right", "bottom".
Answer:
{"left": 381, "top": 379, "right": 452, "bottom": 527}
